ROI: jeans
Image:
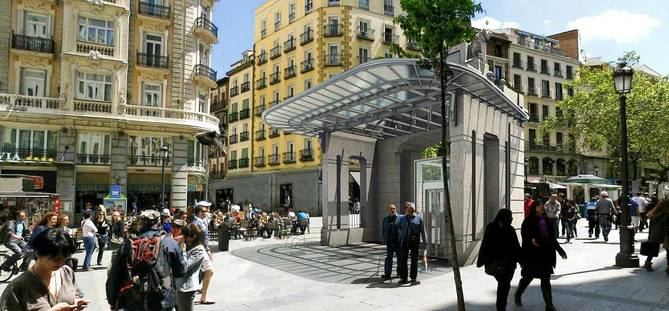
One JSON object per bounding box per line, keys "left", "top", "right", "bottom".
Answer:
{"left": 639, "top": 212, "right": 648, "bottom": 231}
{"left": 516, "top": 276, "right": 553, "bottom": 307}
{"left": 548, "top": 218, "right": 559, "bottom": 239}
{"left": 494, "top": 270, "right": 515, "bottom": 311}
{"left": 587, "top": 210, "right": 600, "bottom": 237}
{"left": 83, "top": 236, "right": 95, "bottom": 269}
{"left": 3, "top": 240, "right": 26, "bottom": 269}
{"left": 384, "top": 243, "right": 399, "bottom": 277}
{"left": 175, "top": 290, "right": 196, "bottom": 311}
{"left": 566, "top": 220, "right": 575, "bottom": 241}
{"left": 560, "top": 218, "right": 568, "bottom": 236}
{"left": 598, "top": 214, "right": 612, "bottom": 240}
{"left": 398, "top": 246, "right": 420, "bottom": 281}
{"left": 96, "top": 235, "right": 108, "bottom": 264}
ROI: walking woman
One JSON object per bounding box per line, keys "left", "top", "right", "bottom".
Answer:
{"left": 515, "top": 200, "right": 567, "bottom": 311}
{"left": 80, "top": 211, "right": 97, "bottom": 271}
{"left": 108, "top": 211, "right": 125, "bottom": 251}
{"left": 477, "top": 209, "right": 520, "bottom": 311}
{"left": 93, "top": 208, "right": 109, "bottom": 266}
{"left": 642, "top": 199, "right": 668, "bottom": 273}
{"left": 23, "top": 212, "right": 59, "bottom": 270}
{"left": 175, "top": 224, "right": 206, "bottom": 311}
{"left": 57, "top": 215, "right": 78, "bottom": 271}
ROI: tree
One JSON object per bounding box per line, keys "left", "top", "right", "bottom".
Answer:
{"left": 396, "top": 1, "right": 482, "bottom": 310}
{"left": 540, "top": 51, "right": 669, "bottom": 180}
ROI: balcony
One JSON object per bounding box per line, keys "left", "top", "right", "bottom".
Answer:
{"left": 193, "top": 64, "right": 217, "bottom": 88}
{"left": 284, "top": 65, "right": 296, "bottom": 79}
{"left": 76, "top": 41, "right": 114, "bottom": 57}
{"left": 518, "top": 38, "right": 566, "bottom": 57}
{"left": 257, "top": 52, "right": 267, "bottom": 65}
{"left": 300, "top": 149, "right": 314, "bottom": 162}
{"left": 254, "top": 156, "right": 265, "bottom": 167}
{"left": 228, "top": 111, "right": 238, "bottom": 122}
{"left": 77, "top": 154, "right": 111, "bottom": 165}
{"left": 254, "top": 105, "right": 265, "bottom": 117}
{"left": 540, "top": 67, "right": 550, "bottom": 75}
{"left": 269, "top": 100, "right": 280, "bottom": 107}
{"left": 238, "top": 158, "right": 249, "bottom": 168}
{"left": 228, "top": 159, "right": 237, "bottom": 170}
{"left": 270, "top": 72, "right": 281, "bottom": 85}
{"left": 526, "top": 143, "right": 575, "bottom": 154}
{"left": 228, "top": 134, "right": 238, "bottom": 144}
{"left": 529, "top": 114, "right": 540, "bottom": 122}
{"left": 527, "top": 87, "right": 537, "bottom": 96}
{"left": 74, "top": 99, "right": 112, "bottom": 113}
{"left": 512, "top": 60, "right": 523, "bottom": 69}
{"left": 241, "top": 81, "right": 250, "bottom": 93}
{"left": 128, "top": 155, "right": 170, "bottom": 166}
{"left": 383, "top": 33, "right": 399, "bottom": 45}
{"left": 301, "top": 59, "right": 314, "bottom": 73}
{"left": 325, "top": 54, "right": 342, "bottom": 66}
{"left": 268, "top": 154, "right": 280, "bottom": 165}
{"left": 239, "top": 108, "right": 250, "bottom": 120}
{"left": 384, "top": 4, "right": 394, "bottom": 16}
{"left": 328, "top": 0, "right": 340, "bottom": 6}
{"left": 137, "top": 52, "right": 169, "bottom": 68}
{"left": 120, "top": 105, "right": 220, "bottom": 132}
{"left": 554, "top": 70, "right": 563, "bottom": 78}
{"left": 300, "top": 29, "right": 313, "bottom": 45}
{"left": 283, "top": 152, "right": 296, "bottom": 164}
{"left": 256, "top": 77, "right": 267, "bottom": 90}
{"left": 270, "top": 46, "right": 281, "bottom": 60}
{"left": 230, "top": 86, "right": 239, "bottom": 97}
{"left": 194, "top": 16, "right": 218, "bottom": 44}
{"left": 357, "top": 27, "right": 374, "bottom": 41}
{"left": 239, "top": 131, "right": 249, "bottom": 142}
{"left": 12, "top": 34, "right": 54, "bottom": 54}
{"left": 0, "top": 94, "right": 63, "bottom": 112}
{"left": 305, "top": 1, "right": 313, "bottom": 12}
{"left": 527, "top": 63, "right": 537, "bottom": 72}
{"left": 283, "top": 38, "right": 296, "bottom": 53}
{"left": 407, "top": 40, "right": 421, "bottom": 51}
{"left": 1, "top": 147, "right": 57, "bottom": 161}
{"left": 324, "top": 24, "right": 342, "bottom": 37}
{"left": 138, "top": 1, "right": 170, "bottom": 19}
{"left": 269, "top": 129, "right": 281, "bottom": 138}
{"left": 255, "top": 129, "right": 266, "bottom": 140}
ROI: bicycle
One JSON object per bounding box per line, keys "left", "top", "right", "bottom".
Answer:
{"left": 0, "top": 250, "right": 20, "bottom": 282}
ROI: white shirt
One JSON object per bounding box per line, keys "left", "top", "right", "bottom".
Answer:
{"left": 81, "top": 219, "right": 98, "bottom": 238}
{"left": 632, "top": 196, "right": 648, "bottom": 213}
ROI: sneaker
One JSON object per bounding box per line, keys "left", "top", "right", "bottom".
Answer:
{"left": 381, "top": 275, "right": 391, "bottom": 280}
{"left": 398, "top": 279, "right": 409, "bottom": 285}
{"left": 588, "top": 234, "right": 592, "bottom": 238}
{"left": 546, "top": 304, "right": 557, "bottom": 311}
{"left": 410, "top": 280, "right": 420, "bottom": 285}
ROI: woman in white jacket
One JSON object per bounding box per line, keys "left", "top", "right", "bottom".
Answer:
{"left": 175, "top": 223, "right": 206, "bottom": 311}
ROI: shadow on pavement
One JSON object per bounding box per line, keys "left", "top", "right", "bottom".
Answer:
{"left": 551, "top": 265, "right": 621, "bottom": 279}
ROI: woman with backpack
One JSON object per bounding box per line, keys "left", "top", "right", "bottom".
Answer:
{"left": 175, "top": 224, "right": 206, "bottom": 311}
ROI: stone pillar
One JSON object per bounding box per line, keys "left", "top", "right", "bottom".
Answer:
{"left": 56, "top": 129, "right": 76, "bottom": 219}
{"left": 171, "top": 136, "right": 189, "bottom": 210}
{"left": 110, "top": 133, "right": 128, "bottom": 193}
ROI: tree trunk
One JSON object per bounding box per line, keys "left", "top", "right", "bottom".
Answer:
{"left": 440, "top": 52, "right": 465, "bottom": 310}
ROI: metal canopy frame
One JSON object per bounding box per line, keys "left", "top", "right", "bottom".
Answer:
{"left": 262, "top": 58, "right": 529, "bottom": 139}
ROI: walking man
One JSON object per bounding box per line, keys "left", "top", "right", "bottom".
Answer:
{"left": 397, "top": 202, "right": 427, "bottom": 285}
{"left": 586, "top": 196, "right": 600, "bottom": 239}
{"left": 632, "top": 192, "right": 649, "bottom": 232}
{"left": 596, "top": 191, "right": 616, "bottom": 242}
{"left": 545, "top": 194, "right": 561, "bottom": 239}
{"left": 381, "top": 204, "right": 400, "bottom": 280}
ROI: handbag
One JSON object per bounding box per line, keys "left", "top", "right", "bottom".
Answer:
{"left": 640, "top": 241, "right": 660, "bottom": 257}
{"left": 484, "top": 258, "right": 511, "bottom": 276}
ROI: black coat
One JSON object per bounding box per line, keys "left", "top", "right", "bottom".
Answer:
{"left": 520, "top": 214, "right": 566, "bottom": 278}
{"left": 477, "top": 221, "right": 520, "bottom": 274}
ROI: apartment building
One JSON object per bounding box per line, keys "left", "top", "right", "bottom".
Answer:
{"left": 209, "top": 77, "right": 228, "bottom": 181}
{"left": 210, "top": 0, "right": 411, "bottom": 212}
{"left": 225, "top": 50, "right": 255, "bottom": 177}
{"left": 0, "top": 0, "right": 219, "bottom": 221}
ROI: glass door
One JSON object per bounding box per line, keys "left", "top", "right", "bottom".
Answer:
{"left": 424, "top": 189, "right": 447, "bottom": 259}
{"left": 20, "top": 69, "right": 46, "bottom": 97}
{"left": 144, "top": 34, "right": 163, "bottom": 67}
{"left": 25, "top": 12, "right": 48, "bottom": 38}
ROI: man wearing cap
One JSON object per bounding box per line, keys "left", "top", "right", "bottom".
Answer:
{"left": 161, "top": 209, "right": 172, "bottom": 234}
{"left": 193, "top": 202, "right": 216, "bottom": 305}
{"left": 596, "top": 191, "right": 616, "bottom": 242}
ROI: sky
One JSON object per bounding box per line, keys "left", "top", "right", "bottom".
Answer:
{"left": 212, "top": 0, "right": 669, "bottom": 77}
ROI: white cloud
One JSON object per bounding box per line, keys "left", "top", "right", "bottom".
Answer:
{"left": 543, "top": 19, "right": 551, "bottom": 25}
{"left": 567, "top": 10, "right": 661, "bottom": 44}
{"left": 471, "top": 17, "right": 520, "bottom": 30}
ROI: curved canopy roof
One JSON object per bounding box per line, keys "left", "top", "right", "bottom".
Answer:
{"left": 262, "top": 58, "right": 528, "bottom": 139}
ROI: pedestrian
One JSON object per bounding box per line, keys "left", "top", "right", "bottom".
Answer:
{"left": 477, "top": 209, "right": 520, "bottom": 311}
{"left": 586, "top": 196, "right": 600, "bottom": 239}
{"left": 632, "top": 192, "right": 649, "bottom": 232}
{"left": 563, "top": 201, "right": 577, "bottom": 243}
{"left": 396, "top": 202, "right": 427, "bottom": 285}
{"left": 515, "top": 200, "right": 567, "bottom": 311}
{"left": 161, "top": 209, "right": 172, "bottom": 234}
{"left": 57, "top": 215, "right": 78, "bottom": 271}
{"left": 80, "top": 210, "right": 97, "bottom": 271}
{"left": 0, "top": 211, "right": 30, "bottom": 272}
{"left": 558, "top": 194, "right": 568, "bottom": 238}
{"left": 193, "top": 202, "right": 215, "bottom": 305}
{"left": 596, "top": 191, "right": 616, "bottom": 242}
{"left": 524, "top": 194, "right": 534, "bottom": 218}
{"left": 544, "top": 194, "right": 561, "bottom": 239}
{"left": 93, "top": 207, "right": 109, "bottom": 266}
{"left": 642, "top": 200, "right": 668, "bottom": 273}
{"left": 629, "top": 198, "right": 640, "bottom": 232}
{"left": 381, "top": 204, "right": 400, "bottom": 280}
{"left": 175, "top": 224, "right": 206, "bottom": 311}
{"left": 109, "top": 211, "right": 125, "bottom": 251}
{"left": 22, "top": 212, "right": 59, "bottom": 271}
{"left": 0, "top": 228, "right": 90, "bottom": 310}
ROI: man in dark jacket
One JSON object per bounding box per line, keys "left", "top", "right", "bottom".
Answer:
{"left": 396, "top": 202, "right": 427, "bottom": 285}
{"left": 0, "top": 211, "right": 30, "bottom": 272}
{"left": 381, "top": 204, "right": 400, "bottom": 280}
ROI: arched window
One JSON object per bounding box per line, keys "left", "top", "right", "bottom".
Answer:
{"left": 567, "top": 159, "right": 578, "bottom": 176}
{"left": 543, "top": 158, "right": 554, "bottom": 175}
{"left": 556, "top": 159, "right": 566, "bottom": 176}
{"left": 528, "top": 157, "right": 539, "bottom": 175}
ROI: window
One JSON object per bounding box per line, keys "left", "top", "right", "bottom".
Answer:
{"left": 556, "top": 132, "right": 564, "bottom": 146}
{"left": 554, "top": 62, "right": 561, "bottom": 76}
{"left": 513, "top": 74, "right": 521, "bottom": 90}
{"left": 384, "top": 52, "right": 394, "bottom": 58}
{"left": 128, "top": 136, "right": 172, "bottom": 162}
{"left": 527, "top": 56, "right": 535, "bottom": 71}
{"left": 359, "top": 47, "right": 368, "bottom": 63}
{"left": 566, "top": 65, "right": 573, "bottom": 79}
{"left": 542, "top": 133, "right": 550, "bottom": 146}
{"left": 542, "top": 105, "right": 549, "bottom": 120}
{"left": 358, "top": 0, "right": 369, "bottom": 9}
{"left": 274, "top": 10, "right": 281, "bottom": 31}
{"left": 304, "top": 79, "right": 312, "bottom": 90}
{"left": 288, "top": 1, "right": 296, "bottom": 22}
{"left": 358, "top": 20, "right": 370, "bottom": 37}
{"left": 230, "top": 150, "right": 237, "bottom": 160}
{"left": 24, "top": 12, "right": 50, "bottom": 38}
{"left": 543, "top": 158, "right": 554, "bottom": 175}
{"left": 20, "top": 68, "right": 46, "bottom": 97}
{"left": 541, "top": 80, "right": 550, "bottom": 97}
{"left": 241, "top": 148, "right": 248, "bottom": 159}
{"left": 384, "top": 0, "right": 394, "bottom": 15}
{"left": 512, "top": 52, "right": 521, "bottom": 68}
{"left": 4, "top": 128, "right": 57, "bottom": 156}
{"left": 493, "top": 65, "right": 502, "bottom": 82}
{"left": 540, "top": 59, "right": 549, "bottom": 74}
{"left": 555, "top": 82, "right": 563, "bottom": 100}
{"left": 242, "top": 99, "right": 249, "bottom": 110}
{"left": 305, "top": 0, "right": 313, "bottom": 12}
{"left": 144, "top": 33, "right": 163, "bottom": 56}
{"left": 286, "top": 85, "right": 294, "bottom": 99}
{"left": 78, "top": 17, "right": 114, "bottom": 46}
{"left": 260, "top": 20, "right": 267, "bottom": 37}
{"left": 77, "top": 72, "right": 112, "bottom": 101}
{"left": 142, "top": 83, "right": 161, "bottom": 107}
{"left": 528, "top": 129, "right": 536, "bottom": 144}
{"left": 527, "top": 77, "right": 535, "bottom": 95}
{"left": 528, "top": 157, "right": 539, "bottom": 175}
{"left": 78, "top": 133, "right": 111, "bottom": 156}
{"left": 304, "top": 138, "right": 312, "bottom": 150}
{"left": 198, "top": 91, "right": 207, "bottom": 113}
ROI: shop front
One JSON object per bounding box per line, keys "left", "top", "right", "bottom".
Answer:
{"left": 127, "top": 173, "right": 170, "bottom": 211}
{"left": 76, "top": 172, "right": 110, "bottom": 218}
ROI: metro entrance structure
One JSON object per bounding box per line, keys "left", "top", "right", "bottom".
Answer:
{"left": 263, "top": 53, "right": 529, "bottom": 264}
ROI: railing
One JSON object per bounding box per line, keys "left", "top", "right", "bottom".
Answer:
{"left": 74, "top": 99, "right": 112, "bottom": 113}
{"left": 383, "top": 33, "right": 399, "bottom": 44}
{"left": 228, "top": 159, "right": 237, "bottom": 169}
{"left": 76, "top": 41, "right": 114, "bottom": 57}
{"left": 300, "top": 149, "right": 314, "bottom": 161}
{"left": 139, "top": 1, "right": 170, "bottom": 18}
{"left": 128, "top": 155, "right": 170, "bottom": 166}
{"left": 325, "top": 54, "right": 342, "bottom": 66}
{"left": 512, "top": 60, "right": 523, "bottom": 69}
{"left": 540, "top": 66, "right": 550, "bottom": 75}
{"left": 527, "top": 63, "right": 536, "bottom": 72}
{"left": 254, "top": 105, "right": 265, "bottom": 117}
{"left": 228, "top": 134, "right": 238, "bottom": 144}
{"left": 283, "top": 152, "right": 296, "bottom": 164}
{"left": 257, "top": 52, "right": 267, "bottom": 65}
{"left": 554, "top": 70, "right": 563, "bottom": 78}
{"left": 526, "top": 143, "right": 574, "bottom": 153}
{"left": 407, "top": 40, "right": 420, "bottom": 51}
{"left": 357, "top": 27, "right": 374, "bottom": 40}
{"left": 328, "top": 0, "right": 340, "bottom": 6}
{"left": 194, "top": 16, "right": 218, "bottom": 40}
{"left": 324, "top": 24, "right": 342, "bottom": 37}
{"left": 358, "top": 56, "right": 369, "bottom": 64}
{"left": 270, "top": 46, "right": 281, "bottom": 59}
{"left": 269, "top": 100, "right": 280, "bottom": 107}
{"left": 228, "top": 111, "right": 238, "bottom": 122}
{"left": 254, "top": 156, "right": 265, "bottom": 167}
{"left": 121, "top": 105, "right": 220, "bottom": 126}
{"left": 0, "top": 147, "right": 57, "bottom": 160}
{"left": 269, "top": 129, "right": 281, "bottom": 138}
{"left": 283, "top": 38, "right": 296, "bottom": 52}
{"left": 274, "top": 21, "right": 281, "bottom": 32}
{"left": 230, "top": 86, "right": 239, "bottom": 97}
{"left": 284, "top": 65, "right": 296, "bottom": 79}
{"left": 241, "top": 82, "right": 250, "bottom": 93}
{"left": 527, "top": 87, "right": 537, "bottom": 96}
{"left": 137, "top": 52, "right": 169, "bottom": 68}
{"left": 301, "top": 59, "right": 314, "bottom": 73}
{"left": 566, "top": 69, "right": 573, "bottom": 80}
{"left": 238, "top": 158, "right": 249, "bottom": 168}
{"left": 193, "top": 64, "right": 217, "bottom": 82}
{"left": 0, "top": 93, "right": 63, "bottom": 111}
{"left": 305, "top": 1, "right": 313, "bottom": 12}
{"left": 529, "top": 114, "right": 540, "bottom": 122}
{"left": 300, "top": 29, "right": 313, "bottom": 45}
{"left": 255, "top": 129, "right": 265, "bottom": 140}
{"left": 384, "top": 4, "right": 394, "bottom": 16}
{"left": 270, "top": 72, "right": 280, "bottom": 85}
{"left": 268, "top": 154, "right": 280, "bottom": 165}
{"left": 518, "top": 38, "right": 565, "bottom": 56}
{"left": 239, "top": 108, "right": 250, "bottom": 120}
{"left": 256, "top": 77, "right": 267, "bottom": 90}
{"left": 12, "top": 34, "right": 54, "bottom": 53}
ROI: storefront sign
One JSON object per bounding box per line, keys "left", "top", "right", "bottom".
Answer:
{"left": 0, "top": 152, "right": 21, "bottom": 161}
{"left": 26, "top": 176, "right": 44, "bottom": 190}
{"left": 110, "top": 184, "right": 122, "bottom": 198}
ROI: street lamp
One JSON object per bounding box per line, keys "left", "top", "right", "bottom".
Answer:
{"left": 613, "top": 63, "right": 638, "bottom": 268}
{"left": 160, "top": 145, "right": 169, "bottom": 209}
{"left": 594, "top": 165, "right": 599, "bottom": 177}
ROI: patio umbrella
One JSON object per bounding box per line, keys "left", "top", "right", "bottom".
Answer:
{"left": 561, "top": 175, "right": 611, "bottom": 184}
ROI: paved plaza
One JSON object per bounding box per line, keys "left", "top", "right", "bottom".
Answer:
{"left": 1, "top": 219, "right": 667, "bottom": 310}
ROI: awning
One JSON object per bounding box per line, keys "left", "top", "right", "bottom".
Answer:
{"left": 549, "top": 182, "right": 566, "bottom": 189}
{"left": 262, "top": 58, "right": 528, "bottom": 139}
{"left": 0, "top": 192, "right": 58, "bottom": 198}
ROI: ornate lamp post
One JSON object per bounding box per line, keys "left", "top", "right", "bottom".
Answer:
{"left": 613, "top": 63, "right": 639, "bottom": 268}
{"left": 594, "top": 165, "right": 599, "bottom": 177}
{"left": 160, "top": 145, "right": 170, "bottom": 209}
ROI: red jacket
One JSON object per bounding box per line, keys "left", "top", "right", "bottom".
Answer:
{"left": 524, "top": 199, "right": 534, "bottom": 218}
